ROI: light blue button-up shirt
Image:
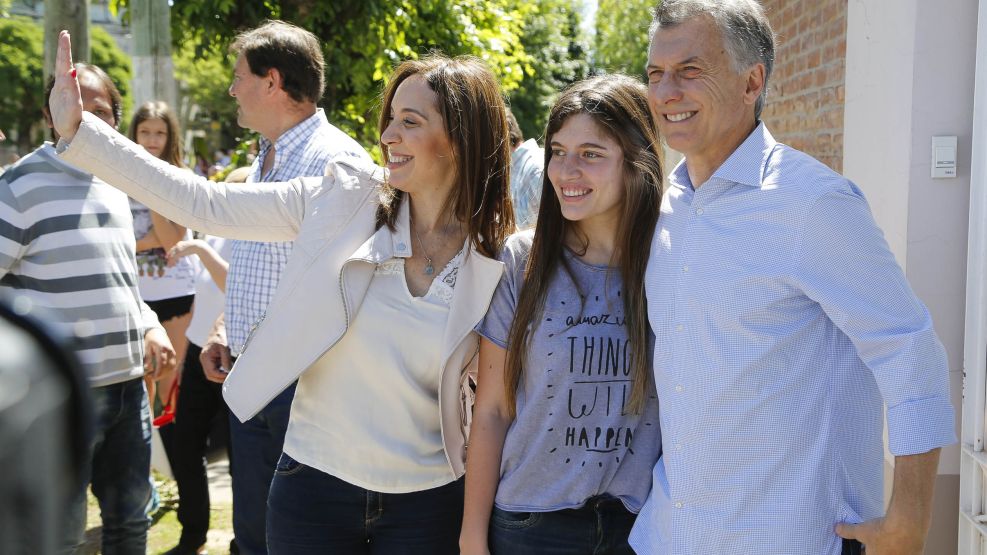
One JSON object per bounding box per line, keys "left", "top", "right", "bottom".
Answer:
{"left": 510, "top": 138, "right": 544, "bottom": 230}
{"left": 629, "top": 124, "right": 956, "bottom": 554}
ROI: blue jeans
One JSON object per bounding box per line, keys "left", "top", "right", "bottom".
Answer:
{"left": 228, "top": 382, "right": 295, "bottom": 555}
{"left": 267, "top": 452, "right": 464, "bottom": 554}
{"left": 489, "top": 496, "right": 636, "bottom": 555}
{"left": 843, "top": 539, "right": 865, "bottom": 554}
{"left": 64, "top": 377, "right": 152, "bottom": 555}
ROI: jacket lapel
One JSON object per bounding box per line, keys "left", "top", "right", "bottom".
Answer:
{"left": 440, "top": 246, "right": 505, "bottom": 363}
{"left": 339, "top": 198, "right": 408, "bottom": 319}
{"left": 348, "top": 225, "right": 394, "bottom": 265}
{"left": 347, "top": 196, "right": 407, "bottom": 264}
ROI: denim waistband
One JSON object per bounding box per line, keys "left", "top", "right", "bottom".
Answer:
{"left": 563, "top": 495, "right": 628, "bottom": 515}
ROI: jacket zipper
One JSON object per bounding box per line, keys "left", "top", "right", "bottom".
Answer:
{"left": 289, "top": 258, "right": 363, "bottom": 368}
{"left": 240, "top": 313, "right": 266, "bottom": 352}
{"left": 237, "top": 254, "right": 362, "bottom": 356}
{"left": 337, "top": 260, "right": 353, "bottom": 327}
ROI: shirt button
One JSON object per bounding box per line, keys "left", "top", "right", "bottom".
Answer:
{"left": 675, "top": 384, "right": 683, "bottom": 392}
{"left": 675, "top": 502, "right": 683, "bottom": 509}
{"left": 397, "top": 242, "right": 407, "bottom": 251}
{"left": 675, "top": 324, "right": 683, "bottom": 332}
{"left": 695, "top": 208, "right": 704, "bottom": 215}
{"left": 675, "top": 444, "right": 682, "bottom": 451}
{"left": 682, "top": 265, "right": 689, "bottom": 272}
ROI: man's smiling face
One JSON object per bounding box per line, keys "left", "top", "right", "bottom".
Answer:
{"left": 646, "top": 15, "right": 760, "bottom": 172}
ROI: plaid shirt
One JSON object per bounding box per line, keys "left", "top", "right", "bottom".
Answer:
{"left": 226, "top": 109, "right": 370, "bottom": 355}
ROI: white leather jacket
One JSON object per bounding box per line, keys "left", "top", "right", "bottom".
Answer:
{"left": 61, "top": 113, "right": 505, "bottom": 476}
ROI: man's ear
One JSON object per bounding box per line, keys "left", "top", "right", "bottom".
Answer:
{"left": 265, "top": 67, "right": 283, "bottom": 96}
{"left": 744, "top": 63, "right": 766, "bottom": 107}
{"left": 42, "top": 107, "right": 59, "bottom": 141}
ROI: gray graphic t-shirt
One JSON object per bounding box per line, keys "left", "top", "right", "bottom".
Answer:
{"left": 478, "top": 232, "right": 661, "bottom": 513}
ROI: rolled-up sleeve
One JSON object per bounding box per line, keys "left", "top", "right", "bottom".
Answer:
{"left": 795, "top": 184, "right": 956, "bottom": 455}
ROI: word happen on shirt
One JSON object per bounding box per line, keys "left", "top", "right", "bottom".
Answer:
{"left": 564, "top": 424, "right": 635, "bottom": 453}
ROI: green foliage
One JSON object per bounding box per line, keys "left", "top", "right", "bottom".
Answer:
{"left": 509, "top": 0, "right": 590, "bottom": 141}
{"left": 150, "top": 0, "right": 585, "bottom": 153}
{"left": 172, "top": 39, "right": 241, "bottom": 144}
{"left": 594, "top": 0, "right": 655, "bottom": 79}
{"left": 0, "top": 16, "right": 44, "bottom": 151}
{"left": 210, "top": 136, "right": 255, "bottom": 181}
{"left": 0, "top": 17, "right": 132, "bottom": 152}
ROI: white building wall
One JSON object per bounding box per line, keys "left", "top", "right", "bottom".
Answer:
{"left": 959, "top": 1, "right": 987, "bottom": 552}
{"left": 844, "top": 0, "right": 977, "bottom": 552}
{"left": 843, "top": 0, "right": 917, "bottom": 265}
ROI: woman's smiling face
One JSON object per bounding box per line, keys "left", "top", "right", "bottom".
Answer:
{"left": 380, "top": 75, "right": 457, "bottom": 195}
{"left": 547, "top": 113, "right": 625, "bottom": 229}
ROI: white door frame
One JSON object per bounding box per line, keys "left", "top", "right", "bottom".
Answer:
{"left": 960, "top": 1, "right": 987, "bottom": 552}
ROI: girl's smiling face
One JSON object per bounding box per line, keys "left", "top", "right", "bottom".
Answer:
{"left": 547, "top": 113, "right": 625, "bottom": 229}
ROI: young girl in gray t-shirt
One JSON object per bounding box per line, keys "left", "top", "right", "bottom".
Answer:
{"left": 461, "top": 74, "right": 664, "bottom": 555}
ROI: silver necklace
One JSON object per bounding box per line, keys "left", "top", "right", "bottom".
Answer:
{"left": 412, "top": 223, "right": 435, "bottom": 276}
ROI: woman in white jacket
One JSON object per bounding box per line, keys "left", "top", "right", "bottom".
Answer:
{"left": 49, "top": 32, "right": 515, "bottom": 554}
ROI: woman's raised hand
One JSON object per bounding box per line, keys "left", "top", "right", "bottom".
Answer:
{"left": 49, "top": 30, "right": 83, "bottom": 142}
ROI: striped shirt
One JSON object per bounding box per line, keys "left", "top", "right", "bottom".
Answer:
{"left": 0, "top": 144, "right": 161, "bottom": 387}
{"left": 629, "top": 123, "right": 956, "bottom": 554}
{"left": 226, "top": 108, "right": 370, "bottom": 355}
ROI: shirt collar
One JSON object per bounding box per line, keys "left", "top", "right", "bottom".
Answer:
{"left": 390, "top": 196, "right": 413, "bottom": 258}
{"left": 256, "top": 108, "right": 329, "bottom": 175}
{"left": 709, "top": 121, "right": 777, "bottom": 188}
{"left": 512, "top": 139, "right": 540, "bottom": 161}
{"left": 669, "top": 122, "right": 777, "bottom": 191}
{"left": 41, "top": 142, "right": 93, "bottom": 180}
{"left": 667, "top": 158, "right": 694, "bottom": 191}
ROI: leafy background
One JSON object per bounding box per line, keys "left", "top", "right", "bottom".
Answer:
{"left": 1, "top": 1, "right": 656, "bottom": 158}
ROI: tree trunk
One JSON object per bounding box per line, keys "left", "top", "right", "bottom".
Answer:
{"left": 131, "top": 0, "right": 177, "bottom": 110}
{"left": 43, "top": 0, "right": 89, "bottom": 83}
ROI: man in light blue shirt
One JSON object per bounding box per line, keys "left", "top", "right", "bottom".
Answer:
{"left": 630, "top": 1, "right": 956, "bottom": 554}
{"left": 505, "top": 108, "right": 544, "bottom": 230}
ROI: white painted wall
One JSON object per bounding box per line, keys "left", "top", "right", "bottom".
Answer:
{"left": 959, "top": 2, "right": 987, "bottom": 552}
{"left": 845, "top": 0, "right": 974, "bottom": 473}
{"left": 905, "top": 0, "right": 977, "bottom": 476}
{"left": 843, "top": 0, "right": 918, "bottom": 267}
{"left": 844, "top": 0, "right": 978, "bottom": 552}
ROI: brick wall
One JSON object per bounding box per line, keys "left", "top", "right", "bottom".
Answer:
{"left": 759, "top": 0, "right": 847, "bottom": 172}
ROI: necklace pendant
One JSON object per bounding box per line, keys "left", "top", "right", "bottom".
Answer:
{"left": 424, "top": 262, "right": 435, "bottom": 276}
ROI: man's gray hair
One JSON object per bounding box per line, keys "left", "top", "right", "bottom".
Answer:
{"left": 650, "top": 0, "right": 775, "bottom": 119}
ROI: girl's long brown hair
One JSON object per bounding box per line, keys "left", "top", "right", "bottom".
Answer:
{"left": 128, "top": 101, "right": 185, "bottom": 168}
{"left": 504, "top": 74, "right": 664, "bottom": 417}
{"left": 375, "top": 55, "right": 514, "bottom": 258}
